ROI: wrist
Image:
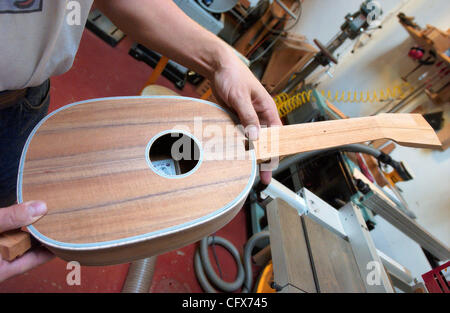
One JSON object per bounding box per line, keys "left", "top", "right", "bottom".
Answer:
{"left": 198, "top": 39, "right": 236, "bottom": 80}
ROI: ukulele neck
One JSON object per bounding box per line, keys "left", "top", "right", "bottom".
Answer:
{"left": 254, "top": 113, "right": 441, "bottom": 161}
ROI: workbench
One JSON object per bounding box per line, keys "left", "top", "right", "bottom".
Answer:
{"left": 267, "top": 198, "right": 367, "bottom": 292}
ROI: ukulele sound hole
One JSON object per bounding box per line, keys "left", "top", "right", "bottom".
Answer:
{"left": 148, "top": 132, "right": 201, "bottom": 178}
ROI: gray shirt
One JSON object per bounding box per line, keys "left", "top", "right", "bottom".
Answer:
{"left": 0, "top": 0, "right": 93, "bottom": 91}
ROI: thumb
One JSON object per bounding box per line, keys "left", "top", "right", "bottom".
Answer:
{"left": 0, "top": 201, "right": 47, "bottom": 233}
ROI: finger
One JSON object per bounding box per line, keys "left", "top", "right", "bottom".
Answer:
{"left": 0, "top": 247, "right": 54, "bottom": 283}
{"left": 259, "top": 106, "right": 282, "bottom": 127}
{"left": 257, "top": 94, "right": 283, "bottom": 185}
{"left": 230, "top": 94, "right": 261, "bottom": 141}
{"left": 259, "top": 170, "right": 272, "bottom": 185}
{"left": 0, "top": 201, "right": 47, "bottom": 233}
{"left": 255, "top": 94, "right": 282, "bottom": 127}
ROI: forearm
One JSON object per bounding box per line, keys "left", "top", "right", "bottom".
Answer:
{"left": 95, "top": 0, "right": 235, "bottom": 80}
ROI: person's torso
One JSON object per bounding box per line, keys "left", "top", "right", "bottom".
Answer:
{"left": 0, "top": 0, "right": 93, "bottom": 91}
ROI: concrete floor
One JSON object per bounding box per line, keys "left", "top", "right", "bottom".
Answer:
{"left": 0, "top": 29, "right": 254, "bottom": 293}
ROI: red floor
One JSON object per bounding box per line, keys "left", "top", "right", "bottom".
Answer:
{"left": 0, "top": 29, "right": 254, "bottom": 293}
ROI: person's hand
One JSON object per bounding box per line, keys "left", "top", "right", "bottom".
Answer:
{"left": 0, "top": 201, "right": 54, "bottom": 283}
{"left": 94, "top": 0, "right": 281, "bottom": 184}
{"left": 210, "top": 49, "right": 282, "bottom": 185}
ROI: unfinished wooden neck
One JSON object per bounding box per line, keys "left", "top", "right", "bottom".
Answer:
{"left": 254, "top": 113, "right": 441, "bottom": 161}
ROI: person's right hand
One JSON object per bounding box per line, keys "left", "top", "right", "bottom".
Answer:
{"left": 0, "top": 201, "right": 54, "bottom": 283}
{"left": 209, "top": 47, "right": 282, "bottom": 185}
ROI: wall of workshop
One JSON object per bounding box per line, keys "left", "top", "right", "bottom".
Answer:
{"left": 291, "top": 0, "right": 450, "bottom": 280}
{"left": 293, "top": 0, "right": 449, "bottom": 116}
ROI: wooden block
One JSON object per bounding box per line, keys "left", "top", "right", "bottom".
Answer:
{"left": 371, "top": 140, "right": 396, "bottom": 154}
{"left": 400, "top": 22, "right": 450, "bottom": 65}
{"left": 261, "top": 41, "right": 316, "bottom": 94}
{"left": 371, "top": 139, "right": 389, "bottom": 149}
{"left": 362, "top": 154, "right": 388, "bottom": 187}
{"left": 267, "top": 199, "right": 316, "bottom": 293}
{"left": 425, "top": 84, "right": 450, "bottom": 104}
{"left": 302, "top": 217, "right": 366, "bottom": 293}
{"left": 233, "top": 1, "right": 297, "bottom": 56}
{"left": 141, "top": 85, "right": 179, "bottom": 96}
{"left": 233, "top": 8, "right": 273, "bottom": 55}
{"left": 252, "top": 245, "right": 271, "bottom": 267}
{"left": 238, "top": 0, "right": 251, "bottom": 9}
{"left": 0, "top": 230, "right": 32, "bottom": 262}
{"left": 381, "top": 142, "right": 396, "bottom": 154}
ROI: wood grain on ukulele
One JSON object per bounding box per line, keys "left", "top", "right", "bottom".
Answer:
{"left": 0, "top": 96, "right": 441, "bottom": 265}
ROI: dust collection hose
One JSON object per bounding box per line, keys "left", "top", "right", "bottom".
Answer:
{"left": 122, "top": 256, "right": 157, "bottom": 293}
{"left": 267, "top": 143, "right": 409, "bottom": 181}
{"left": 253, "top": 143, "right": 382, "bottom": 187}
{"left": 195, "top": 231, "right": 270, "bottom": 293}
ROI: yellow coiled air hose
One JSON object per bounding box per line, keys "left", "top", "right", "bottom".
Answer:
{"left": 274, "top": 82, "right": 414, "bottom": 118}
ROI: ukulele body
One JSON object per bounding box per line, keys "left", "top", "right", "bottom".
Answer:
{"left": 16, "top": 96, "right": 442, "bottom": 265}
{"left": 18, "top": 96, "right": 256, "bottom": 265}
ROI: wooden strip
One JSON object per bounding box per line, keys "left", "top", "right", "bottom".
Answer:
{"left": 141, "top": 55, "right": 169, "bottom": 92}
{"left": 437, "top": 121, "right": 450, "bottom": 151}
{"left": 381, "top": 142, "right": 396, "bottom": 154}
{"left": 267, "top": 199, "right": 316, "bottom": 293}
{"left": 325, "top": 100, "right": 348, "bottom": 119}
{"left": 361, "top": 154, "right": 388, "bottom": 187}
{"left": 252, "top": 245, "right": 271, "bottom": 267}
{"left": 371, "top": 139, "right": 389, "bottom": 149}
{"left": 255, "top": 113, "right": 441, "bottom": 161}
{"left": 200, "top": 87, "right": 213, "bottom": 100}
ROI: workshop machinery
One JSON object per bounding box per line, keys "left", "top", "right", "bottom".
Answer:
{"left": 249, "top": 88, "right": 448, "bottom": 291}
{"left": 257, "top": 169, "right": 450, "bottom": 292}
{"left": 282, "top": 0, "right": 383, "bottom": 94}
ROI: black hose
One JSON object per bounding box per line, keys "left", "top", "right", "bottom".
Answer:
{"left": 194, "top": 231, "right": 271, "bottom": 293}
{"left": 253, "top": 143, "right": 382, "bottom": 187}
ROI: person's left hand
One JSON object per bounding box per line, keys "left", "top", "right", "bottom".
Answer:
{"left": 210, "top": 50, "right": 282, "bottom": 185}
{"left": 0, "top": 201, "right": 54, "bottom": 283}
